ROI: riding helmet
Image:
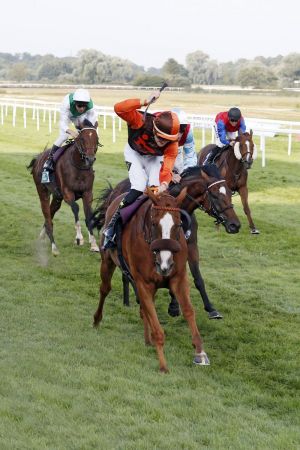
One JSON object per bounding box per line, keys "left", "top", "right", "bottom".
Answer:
{"left": 228, "top": 107, "right": 241, "bottom": 121}
{"left": 73, "top": 89, "right": 91, "bottom": 103}
{"left": 153, "top": 111, "right": 180, "bottom": 141}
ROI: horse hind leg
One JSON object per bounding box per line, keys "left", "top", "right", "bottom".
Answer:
{"left": 93, "top": 254, "right": 116, "bottom": 327}
{"left": 37, "top": 187, "right": 59, "bottom": 256}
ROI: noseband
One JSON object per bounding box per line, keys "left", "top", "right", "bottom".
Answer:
{"left": 73, "top": 127, "right": 100, "bottom": 169}
{"left": 185, "top": 179, "right": 234, "bottom": 225}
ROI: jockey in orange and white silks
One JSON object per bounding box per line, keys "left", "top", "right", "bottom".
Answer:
{"left": 114, "top": 95, "right": 180, "bottom": 193}
{"left": 54, "top": 89, "right": 98, "bottom": 147}
{"left": 214, "top": 108, "right": 246, "bottom": 148}
{"left": 102, "top": 92, "right": 180, "bottom": 250}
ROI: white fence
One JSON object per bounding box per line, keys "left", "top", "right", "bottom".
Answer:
{"left": 0, "top": 97, "right": 300, "bottom": 167}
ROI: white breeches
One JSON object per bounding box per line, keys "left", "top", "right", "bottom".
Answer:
{"left": 124, "top": 143, "right": 163, "bottom": 192}
{"left": 213, "top": 124, "right": 236, "bottom": 148}
{"left": 54, "top": 132, "right": 70, "bottom": 147}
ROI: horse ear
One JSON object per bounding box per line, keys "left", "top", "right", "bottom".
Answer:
{"left": 146, "top": 187, "right": 159, "bottom": 204}
{"left": 238, "top": 129, "right": 243, "bottom": 136}
{"left": 250, "top": 129, "right": 253, "bottom": 137}
{"left": 175, "top": 187, "right": 188, "bottom": 208}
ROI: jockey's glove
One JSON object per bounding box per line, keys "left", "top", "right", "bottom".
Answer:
{"left": 156, "top": 181, "right": 168, "bottom": 194}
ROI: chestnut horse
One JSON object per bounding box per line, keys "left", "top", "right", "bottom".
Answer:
{"left": 91, "top": 165, "right": 241, "bottom": 319}
{"left": 27, "top": 121, "right": 100, "bottom": 255}
{"left": 198, "top": 131, "right": 259, "bottom": 234}
{"left": 93, "top": 188, "right": 210, "bottom": 372}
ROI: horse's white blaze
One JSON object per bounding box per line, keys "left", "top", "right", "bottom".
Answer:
{"left": 159, "top": 212, "right": 173, "bottom": 270}
{"left": 219, "top": 186, "right": 226, "bottom": 195}
{"left": 234, "top": 142, "right": 242, "bottom": 160}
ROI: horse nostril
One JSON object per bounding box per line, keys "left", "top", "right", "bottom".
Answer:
{"left": 228, "top": 223, "right": 240, "bottom": 233}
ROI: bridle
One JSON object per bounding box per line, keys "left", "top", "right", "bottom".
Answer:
{"left": 234, "top": 137, "right": 254, "bottom": 167}
{"left": 72, "top": 127, "right": 101, "bottom": 169}
{"left": 184, "top": 179, "right": 234, "bottom": 225}
{"left": 145, "top": 203, "right": 182, "bottom": 250}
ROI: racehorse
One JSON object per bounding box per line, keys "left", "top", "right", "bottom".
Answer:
{"left": 91, "top": 164, "right": 241, "bottom": 319}
{"left": 93, "top": 187, "right": 210, "bottom": 372}
{"left": 27, "top": 120, "right": 100, "bottom": 255}
{"left": 198, "top": 130, "right": 259, "bottom": 234}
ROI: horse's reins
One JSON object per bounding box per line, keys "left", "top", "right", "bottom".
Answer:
{"left": 71, "top": 127, "right": 100, "bottom": 170}
{"left": 184, "top": 179, "right": 234, "bottom": 225}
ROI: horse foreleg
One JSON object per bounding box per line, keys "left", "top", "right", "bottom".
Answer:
{"left": 93, "top": 253, "right": 116, "bottom": 327}
{"left": 135, "top": 280, "right": 168, "bottom": 373}
{"left": 82, "top": 192, "right": 100, "bottom": 252}
{"left": 139, "top": 305, "right": 152, "bottom": 346}
{"left": 188, "top": 242, "right": 223, "bottom": 319}
{"left": 187, "top": 215, "right": 222, "bottom": 319}
{"left": 170, "top": 274, "right": 210, "bottom": 366}
{"left": 68, "top": 200, "right": 84, "bottom": 246}
{"left": 239, "top": 185, "right": 260, "bottom": 234}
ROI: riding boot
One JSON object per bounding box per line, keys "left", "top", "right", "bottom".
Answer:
{"left": 102, "top": 189, "right": 142, "bottom": 250}
{"left": 205, "top": 146, "right": 222, "bottom": 165}
{"left": 41, "top": 145, "right": 59, "bottom": 183}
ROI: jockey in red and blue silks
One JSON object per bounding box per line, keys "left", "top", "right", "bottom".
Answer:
{"left": 214, "top": 107, "right": 246, "bottom": 147}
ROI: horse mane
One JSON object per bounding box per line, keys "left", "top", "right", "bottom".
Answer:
{"left": 90, "top": 181, "right": 114, "bottom": 230}
{"left": 181, "top": 164, "right": 221, "bottom": 180}
{"left": 82, "top": 119, "right": 94, "bottom": 128}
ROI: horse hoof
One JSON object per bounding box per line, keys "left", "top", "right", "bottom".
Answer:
{"left": 168, "top": 304, "right": 181, "bottom": 317}
{"left": 193, "top": 351, "right": 210, "bottom": 366}
{"left": 52, "top": 247, "right": 60, "bottom": 257}
{"left": 90, "top": 245, "right": 100, "bottom": 252}
{"left": 250, "top": 228, "right": 260, "bottom": 235}
{"left": 159, "top": 367, "right": 169, "bottom": 374}
{"left": 208, "top": 310, "right": 223, "bottom": 319}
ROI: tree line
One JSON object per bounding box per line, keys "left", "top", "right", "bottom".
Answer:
{"left": 1, "top": 49, "right": 300, "bottom": 88}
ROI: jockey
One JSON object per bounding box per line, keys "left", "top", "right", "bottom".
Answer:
{"left": 102, "top": 91, "right": 180, "bottom": 249}
{"left": 172, "top": 108, "right": 197, "bottom": 179}
{"left": 205, "top": 107, "right": 246, "bottom": 165}
{"left": 41, "top": 88, "right": 98, "bottom": 183}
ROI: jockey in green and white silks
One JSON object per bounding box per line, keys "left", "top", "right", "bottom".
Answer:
{"left": 54, "top": 89, "right": 98, "bottom": 147}
{"left": 41, "top": 88, "right": 98, "bottom": 183}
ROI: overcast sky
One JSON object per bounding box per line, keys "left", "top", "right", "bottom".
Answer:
{"left": 1, "top": 0, "right": 299, "bottom": 68}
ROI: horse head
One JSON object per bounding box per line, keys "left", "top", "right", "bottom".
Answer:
{"left": 75, "top": 120, "right": 100, "bottom": 167}
{"left": 233, "top": 130, "right": 257, "bottom": 170}
{"left": 147, "top": 187, "right": 187, "bottom": 277}
{"left": 175, "top": 165, "right": 240, "bottom": 234}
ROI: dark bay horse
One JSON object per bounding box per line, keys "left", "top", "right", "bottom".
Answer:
{"left": 94, "top": 188, "right": 210, "bottom": 372}
{"left": 91, "top": 165, "right": 241, "bottom": 319}
{"left": 27, "top": 121, "right": 100, "bottom": 255}
{"left": 198, "top": 130, "right": 259, "bottom": 234}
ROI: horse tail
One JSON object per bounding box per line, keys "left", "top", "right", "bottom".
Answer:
{"left": 90, "top": 183, "right": 114, "bottom": 230}
{"left": 26, "top": 156, "right": 38, "bottom": 173}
